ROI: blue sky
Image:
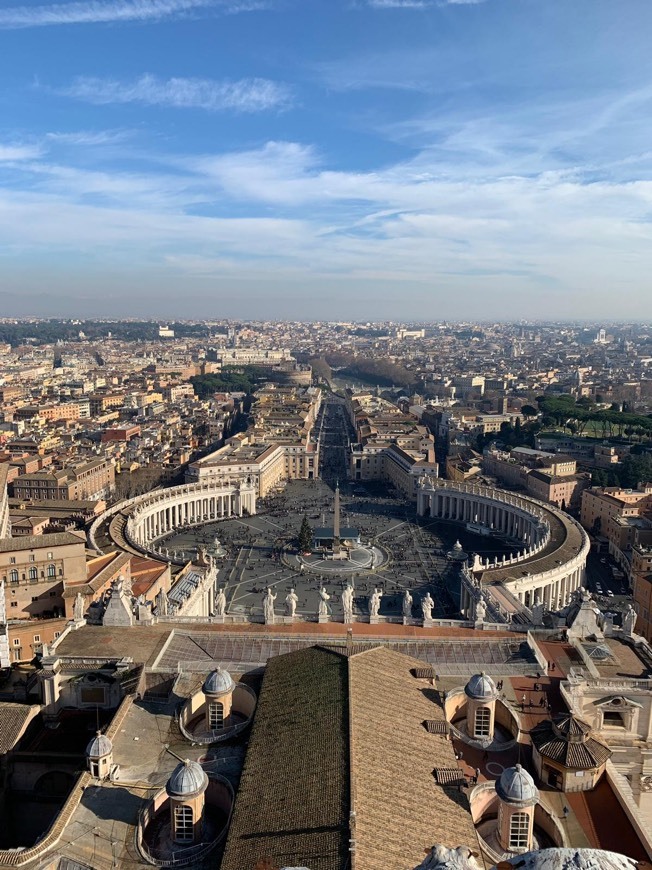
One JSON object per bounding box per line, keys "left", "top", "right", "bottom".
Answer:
{"left": 1, "top": 0, "right": 652, "bottom": 320}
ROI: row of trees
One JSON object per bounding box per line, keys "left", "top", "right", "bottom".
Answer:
{"left": 190, "top": 366, "right": 274, "bottom": 398}
{"left": 534, "top": 394, "right": 652, "bottom": 441}
{"left": 307, "top": 352, "right": 415, "bottom": 389}
{"left": 591, "top": 453, "right": 652, "bottom": 489}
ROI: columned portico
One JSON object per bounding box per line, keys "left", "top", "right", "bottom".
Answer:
{"left": 113, "top": 481, "right": 257, "bottom": 556}
{"left": 418, "top": 477, "right": 590, "bottom": 619}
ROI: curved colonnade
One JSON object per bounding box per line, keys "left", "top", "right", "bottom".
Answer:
{"left": 90, "top": 480, "right": 257, "bottom": 559}
{"left": 417, "top": 478, "right": 590, "bottom": 616}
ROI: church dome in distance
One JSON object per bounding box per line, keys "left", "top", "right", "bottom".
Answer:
{"left": 464, "top": 672, "right": 499, "bottom": 701}
{"left": 496, "top": 764, "right": 539, "bottom": 807}
{"left": 86, "top": 731, "right": 113, "bottom": 759}
{"left": 203, "top": 666, "right": 235, "bottom": 697}
{"left": 167, "top": 759, "right": 208, "bottom": 797}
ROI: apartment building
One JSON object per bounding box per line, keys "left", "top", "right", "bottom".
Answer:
{"left": 13, "top": 458, "right": 115, "bottom": 501}
{"left": 0, "top": 531, "right": 87, "bottom": 625}
{"left": 580, "top": 485, "right": 652, "bottom": 534}
{"left": 348, "top": 392, "right": 438, "bottom": 498}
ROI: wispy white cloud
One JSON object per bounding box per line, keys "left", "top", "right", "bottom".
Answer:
{"left": 367, "top": 0, "right": 433, "bottom": 8}
{"left": 0, "top": 0, "right": 257, "bottom": 30}
{"left": 60, "top": 74, "right": 291, "bottom": 112}
{"left": 0, "top": 144, "right": 43, "bottom": 161}
{"left": 367, "top": 0, "right": 486, "bottom": 7}
{"left": 45, "top": 129, "right": 131, "bottom": 146}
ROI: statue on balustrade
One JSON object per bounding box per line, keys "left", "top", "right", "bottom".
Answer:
{"left": 215, "top": 587, "right": 227, "bottom": 617}
{"left": 73, "top": 592, "right": 85, "bottom": 622}
{"left": 318, "top": 587, "right": 331, "bottom": 617}
{"left": 263, "top": 587, "right": 277, "bottom": 624}
{"left": 368, "top": 587, "right": 383, "bottom": 618}
{"left": 285, "top": 588, "right": 298, "bottom": 618}
{"left": 342, "top": 584, "right": 354, "bottom": 622}
{"left": 155, "top": 588, "right": 168, "bottom": 616}
{"left": 421, "top": 592, "right": 435, "bottom": 621}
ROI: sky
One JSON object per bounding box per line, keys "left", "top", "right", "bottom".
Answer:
{"left": 1, "top": 0, "right": 652, "bottom": 321}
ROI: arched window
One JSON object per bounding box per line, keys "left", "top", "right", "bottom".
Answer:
{"left": 209, "top": 700, "right": 224, "bottom": 730}
{"left": 509, "top": 811, "right": 530, "bottom": 850}
{"left": 9, "top": 569, "right": 18, "bottom": 584}
{"left": 474, "top": 706, "right": 491, "bottom": 738}
{"left": 174, "top": 805, "right": 194, "bottom": 842}
{"left": 28, "top": 567, "right": 38, "bottom": 581}
{"left": 47, "top": 564, "right": 56, "bottom": 577}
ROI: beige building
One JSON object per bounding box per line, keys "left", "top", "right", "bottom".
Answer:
{"left": 580, "top": 485, "right": 652, "bottom": 535}
{"left": 187, "top": 386, "right": 321, "bottom": 496}
{"left": 632, "top": 533, "right": 652, "bottom": 641}
{"left": 348, "top": 392, "right": 438, "bottom": 497}
{"left": 525, "top": 469, "right": 591, "bottom": 509}
{"left": 1, "top": 531, "right": 87, "bottom": 660}
{"left": 0, "top": 463, "right": 10, "bottom": 539}
{"left": 13, "top": 458, "right": 115, "bottom": 501}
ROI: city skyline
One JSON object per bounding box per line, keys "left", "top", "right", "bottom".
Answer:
{"left": 1, "top": 0, "right": 652, "bottom": 318}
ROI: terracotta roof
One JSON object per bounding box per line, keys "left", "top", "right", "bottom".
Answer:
{"left": 0, "top": 702, "right": 39, "bottom": 754}
{"left": 220, "top": 647, "right": 350, "bottom": 870}
{"left": 531, "top": 714, "right": 612, "bottom": 770}
{"left": 131, "top": 565, "right": 166, "bottom": 598}
{"left": 0, "top": 530, "right": 86, "bottom": 552}
{"left": 348, "top": 647, "right": 478, "bottom": 870}
{"left": 85, "top": 552, "right": 117, "bottom": 582}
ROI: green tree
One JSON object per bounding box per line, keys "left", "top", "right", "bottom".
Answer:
{"left": 521, "top": 404, "right": 538, "bottom": 419}
{"left": 297, "top": 515, "right": 313, "bottom": 552}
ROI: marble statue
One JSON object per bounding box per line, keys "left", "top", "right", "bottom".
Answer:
{"left": 402, "top": 589, "right": 413, "bottom": 618}
{"left": 263, "top": 587, "right": 277, "bottom": 624}
{"left": 285, "top": 588, "right": 298, "bottom": 618}
{"left": 421, "top": 592, "right": 435, "bottom": 621}
{"left": 215, "top": 587, "right": 227, "bottom": 617}
{"left": 368, "top": 587, "right": 383, "bottom": 618}
{"left": 415, "top": 845, "right": 481, "bottom": 870}
{"left": 342, "top": 584, "right": 354, "bottom": 622}
{"left": 318, "top": 587, "right": 331, "bottom": 617}
{"left": 475, "top": 597, "right": 487, "bottom": 622}
{"left": 116, "top": 573, "right": 132, "bottom": 597}
{"left": 623, "top": 604, "right": 637, "bottom": 636}
{"left": 155, "top": 588, "right": 168, "bottom": 616}
{"left": 73, "top": 592, "right": 85, "bottom": 622}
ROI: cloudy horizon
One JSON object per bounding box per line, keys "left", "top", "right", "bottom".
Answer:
{"left": 1, "top": 0, "right": 652, "bottom": 320}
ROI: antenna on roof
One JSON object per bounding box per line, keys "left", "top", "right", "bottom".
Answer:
{"left": 164, "top": 744, "right": 186, "bottom": 764}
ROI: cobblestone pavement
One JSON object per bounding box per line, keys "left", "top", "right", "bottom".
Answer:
{"left": 162, "top": 477, "right": 517, "bottom": 622}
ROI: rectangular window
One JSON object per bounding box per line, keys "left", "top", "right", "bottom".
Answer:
{"left": 13, "top": 638, "right": 20, "bottom": 646}
{"left": 509, "top": 812, "right": 530, "bottom": 850}
{"left": 10, "top": 602, "right": 17, "bottom": 607}
{"left": 474, "top": 706, "right": 491, "bottom": 738}
{"left": 209, "top": 701, "right": 224, "bottom": 730}
{"left": 603, "top": 711, "right": 626, "bottom": 727}
{"left": 33, "top": 635, "right": 40, "bottom": 643}
{"left": 174, "top": 805, "right": 194, "bottom": 842}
